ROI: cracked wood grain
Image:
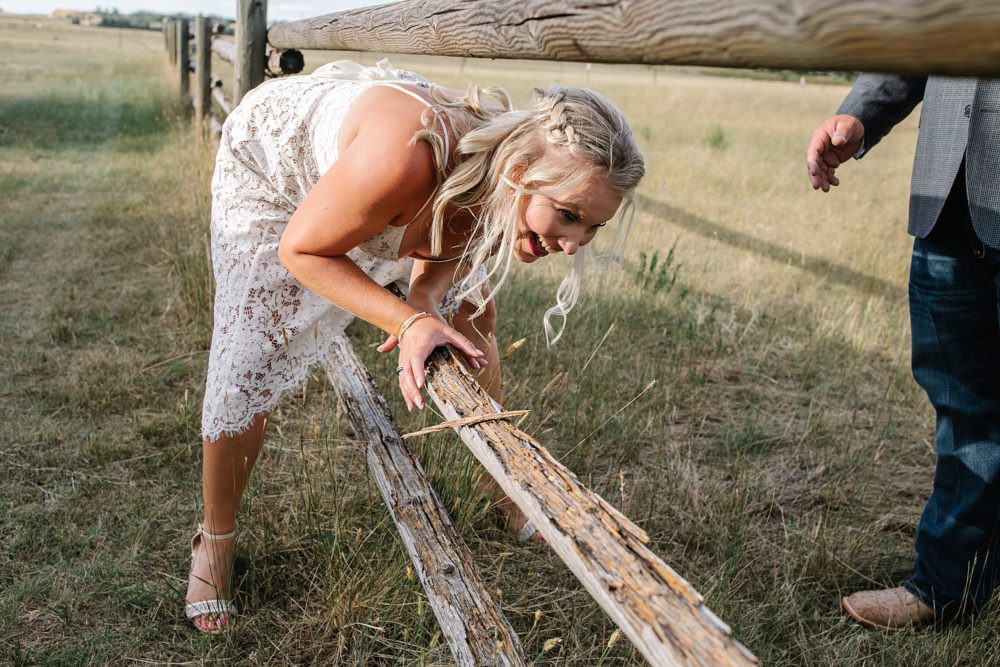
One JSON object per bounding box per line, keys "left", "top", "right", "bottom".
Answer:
{"left": 423, "top": 347, "right": 757, "bottom": 667}
{"left": 324, "top": 336, "right": 526, "bottom": 667}
{"left": 267, "top": 0, "right": 1000, "bottom": 76}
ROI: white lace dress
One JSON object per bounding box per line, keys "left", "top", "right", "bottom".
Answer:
{"left": 203, "top": 60, "right": 441, "bottom": 441}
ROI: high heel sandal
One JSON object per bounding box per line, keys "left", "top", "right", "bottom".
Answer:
{"left": 184, "top": 523, "right": 237, "bottom": 633}
{"left": 517, "top": 520, "right": 546, "bottom": 544}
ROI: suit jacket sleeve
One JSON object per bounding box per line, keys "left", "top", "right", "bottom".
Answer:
{"left": 837, "top": 74, "right": 927, "bottom": 158}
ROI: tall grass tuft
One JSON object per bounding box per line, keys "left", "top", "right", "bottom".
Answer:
{"left": 703, "top": 124, "right": 728, "bottom": 150}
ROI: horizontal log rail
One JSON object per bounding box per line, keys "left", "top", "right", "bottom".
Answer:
{"left": 324, "top": 337, "right": 526, "bottom": 667}
{"left": 268, "top": 0, "right": 1000, "bottom": 77}
{"left": 267, "top": 48, "right": 305, "bottom": 76}
{"left": 424, "top": 348, "right": 757, "bottom": 667}
{"left": 210, "top": 78, "right": 233, "bottom": 116}
{"left": 212, "top": 37, "right": 236, "bottom": 65}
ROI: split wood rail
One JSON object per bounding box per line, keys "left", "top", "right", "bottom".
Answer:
{"left": 163, "top": 1, "right": 1000, "bottom": 664}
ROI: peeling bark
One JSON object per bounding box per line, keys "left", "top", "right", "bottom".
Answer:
{"left": 324, "top": 337, "right": 526, "bottom": 667}
{"left": 424, "top": 347, "right": 757, "bottom": 667}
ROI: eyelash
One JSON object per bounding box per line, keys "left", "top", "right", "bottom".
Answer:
{"left": 558, "top": 209, "right": 606, "bottom": 230}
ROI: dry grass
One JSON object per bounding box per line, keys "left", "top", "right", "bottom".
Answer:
{"left": 1, "top": 14, "right": 998, "bottom": 667}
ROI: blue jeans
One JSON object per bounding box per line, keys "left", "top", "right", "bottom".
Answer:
{"left": 905, "top": 184, "right": 1000, "bottom": 616}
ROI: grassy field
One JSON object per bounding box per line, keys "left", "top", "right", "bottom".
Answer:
{"left": 1, "top": 14, "right": 998, "bottom": 666}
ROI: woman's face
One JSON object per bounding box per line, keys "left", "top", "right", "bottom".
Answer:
{"left": 513, "top": 174, "right": 623, "bottom": 264}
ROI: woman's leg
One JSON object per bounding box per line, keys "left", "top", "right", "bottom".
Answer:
{"left": 186, "top": 412, "right": 268, "bottom": 631}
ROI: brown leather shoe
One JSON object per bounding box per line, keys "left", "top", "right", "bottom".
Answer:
{"left": 841, "top": 586, "right": 935, "bottom": 630}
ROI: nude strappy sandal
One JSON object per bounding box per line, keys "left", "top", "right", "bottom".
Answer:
{"left": 517, "top": 520, "right": 545, "bottom": 544}
{"left": 184, "top": 524, "right": 237, "bottom": 633}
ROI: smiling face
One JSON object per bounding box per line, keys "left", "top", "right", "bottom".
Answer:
{"left": 513, "top": 173, "right": 623, "bottom": 264}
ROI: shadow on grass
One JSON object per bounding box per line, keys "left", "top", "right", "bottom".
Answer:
{"left": 638, "top": 194, "right": 900, "bottom": 300}
{"left": 352, "top": 261, "right": 941, "bottom": 665}
{"left": 0, "top": 85, "right": 171, "bottom": 151}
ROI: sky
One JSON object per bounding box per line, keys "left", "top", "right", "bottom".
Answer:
{"left": 1, "top": 1, "right": 387, "bottom": 22}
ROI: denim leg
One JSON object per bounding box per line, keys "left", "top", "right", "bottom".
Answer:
{"left": 905, "top": 227, "right": 1000, "bottom": 615}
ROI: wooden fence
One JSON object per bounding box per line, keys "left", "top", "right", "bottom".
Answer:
{"left": 162, "top": 1, "right": 1000, "bottom": 664}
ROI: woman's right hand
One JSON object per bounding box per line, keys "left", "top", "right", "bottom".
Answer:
{"left": 394, "top": 316, "right": 487, "bottom": 411}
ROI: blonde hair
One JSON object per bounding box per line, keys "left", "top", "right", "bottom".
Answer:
{"left": 413, "top": 83, "right": 645, "bottom": 344}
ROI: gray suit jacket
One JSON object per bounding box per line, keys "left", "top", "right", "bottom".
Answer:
{"left": 838, "top": 75, "right": 1000, "bottom": 248}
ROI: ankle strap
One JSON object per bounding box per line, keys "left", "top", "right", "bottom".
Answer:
{"left": 198, "top": 523, "right": 236, "bottom": 541}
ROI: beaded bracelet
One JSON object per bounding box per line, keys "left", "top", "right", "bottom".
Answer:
{"left": 397, "top": 311, "right": 431, "bottom": 342}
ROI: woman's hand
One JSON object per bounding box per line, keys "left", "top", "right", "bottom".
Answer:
{"left": 390, "top": 316, "right": 487, "bottom": 411}
{"left": 376, "top": 295, "right": 442, "bottom": 355}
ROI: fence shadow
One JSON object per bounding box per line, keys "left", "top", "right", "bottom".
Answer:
{"left": 638, "top": 194, "right": 901, "bottom": 301}
{"left": 0, "top": 89, "right": 168, "bottom": 151}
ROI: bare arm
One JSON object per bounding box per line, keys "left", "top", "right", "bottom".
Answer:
{"left": 807, "top": 74, "right": 926, "bottom": 193}
{"left": 377, "top": 257, "right": 472, "bottom": 351}
{"left": 277, "top": 93, "right": 484, "bottom": 409}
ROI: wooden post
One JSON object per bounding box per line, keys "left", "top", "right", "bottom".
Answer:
{"left": 195, "top": 17, "right": 212, "bottom": 125}
{"left": 235, "top": 0, "right": 267, "bottom": 105}
{"left": 323, "top": 337, "right": 527, "bottom": 667}
{"left": 166, "top": 20, "right": 176, "bottom": 64}
{"left": 266, "top": 0, "right": 1000, "bottom": 77}
{"left": 424, "top": 348, "right": 758, "bottom": 667}
{"left": 176, "top": 18, "right": 190, "bottom": 104}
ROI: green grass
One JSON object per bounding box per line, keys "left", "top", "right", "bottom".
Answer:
{"left": 1, "top": 13, "right": 998, "bottom": 667}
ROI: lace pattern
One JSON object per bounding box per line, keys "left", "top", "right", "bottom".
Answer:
{"left": 202, "top": 61, "right": 452, "bottom": 441}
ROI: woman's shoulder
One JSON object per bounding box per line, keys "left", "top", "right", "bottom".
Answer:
{"left": 333, "top": 86, "right": 441, "bottom": 218}
{"left": 338, "top": 85, "right": 434, "bottom": 148}
{"left": 339, "top": 84, "right": 458, "bottom": 158}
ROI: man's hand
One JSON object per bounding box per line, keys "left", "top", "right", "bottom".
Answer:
{"left": 806, "top": 114, "right": 865, "bottom": 192}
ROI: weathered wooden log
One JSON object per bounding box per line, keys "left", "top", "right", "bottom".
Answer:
{"left": 324, "top": 336, "right": 527, "bottom": 667}
{"left": 266, "top": 48, "right": 305, "bottom": 77}
{"left": 210, "top": 79, "right": 233, "bottom": 117}
{"left": 194, "top": 17, "right": 212, "bottom": 125}
{"left": 423, "top": 347, "right": 757, "bottom": 667}
{"left": 212, "top": 37, "right": 237, "bottom": 65}
{"left": 236, "top": 0, "right": 268, "bottom": 104}
{"left": 267, "top": 0, "right": 1000, "bottom": 77}
{"left": 175, "top": 18, "right": 190, "bottom": 104}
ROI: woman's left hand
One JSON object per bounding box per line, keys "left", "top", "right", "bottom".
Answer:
{"left": 386, "top": 315, "right": 487, "bottom": 411}
{"left": 376, "top": 297, "right": 442, "bottom": 355}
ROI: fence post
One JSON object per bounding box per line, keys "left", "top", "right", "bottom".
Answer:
{"left": 166, "top": 20, "right": 176, "bottom": 64}
{"left": 235, "top": 0, "right": 267, "bottom": 105}
{"left": 176, "top": 18, "right": 190, "bottom": 105}
{"left": 195, "top": 17, "right": 212, "bottom": 125}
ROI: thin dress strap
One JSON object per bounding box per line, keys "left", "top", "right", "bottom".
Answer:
{"left": 376, "top": 83, "right": 450, "bottom": 226}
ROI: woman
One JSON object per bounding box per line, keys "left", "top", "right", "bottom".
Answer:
{"left": 186, "top": 59, "right": 644, "bottom": 633}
